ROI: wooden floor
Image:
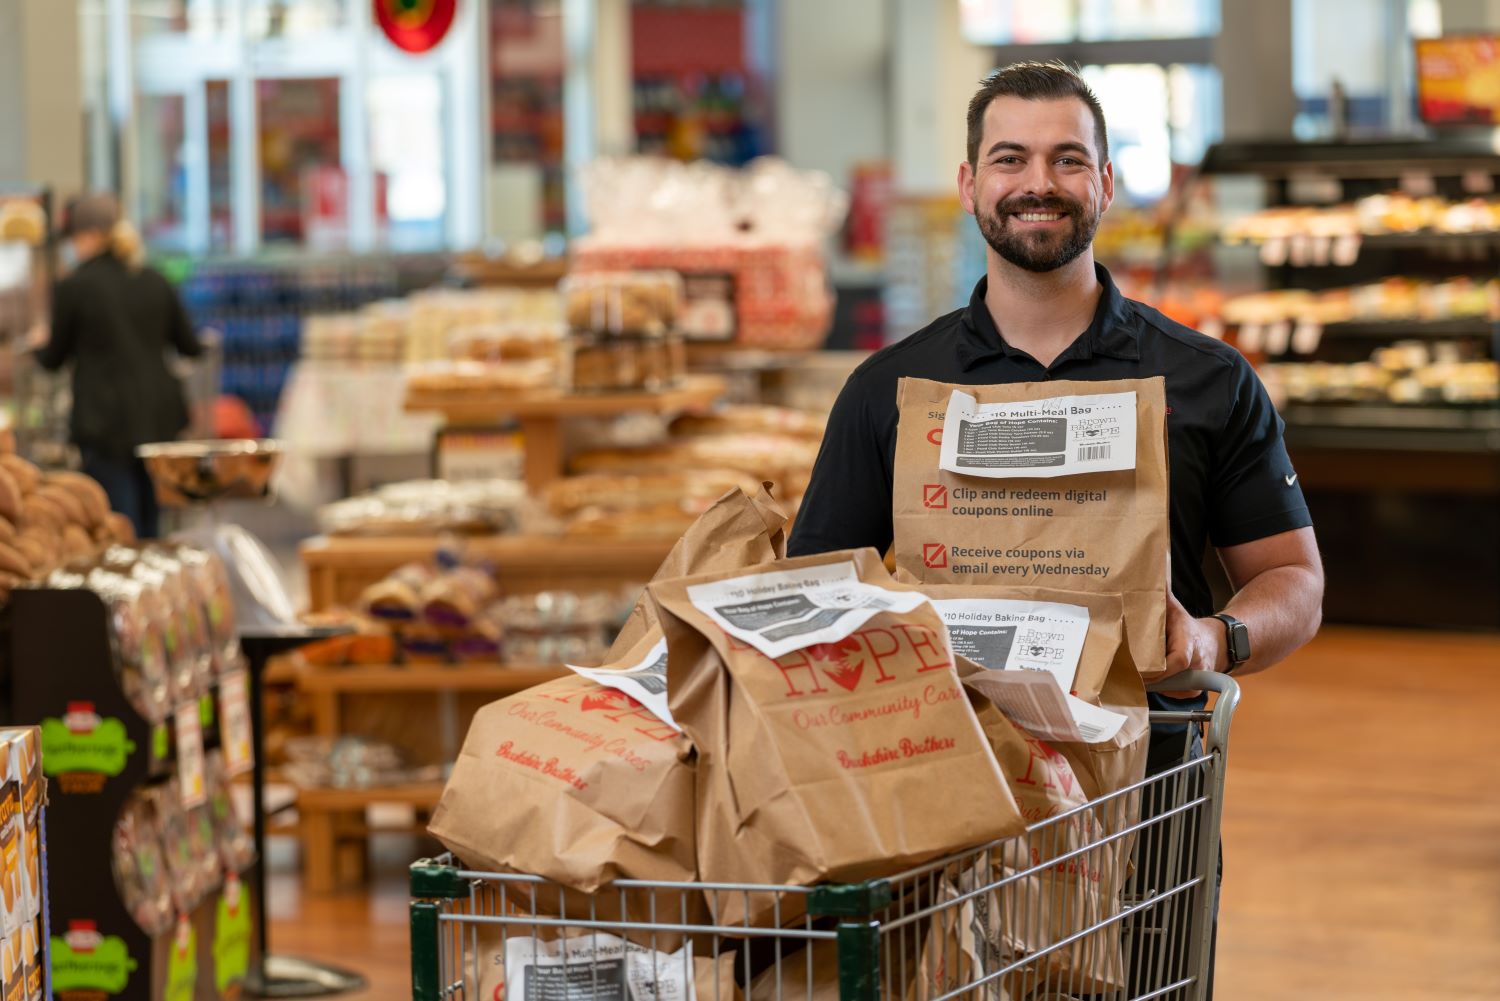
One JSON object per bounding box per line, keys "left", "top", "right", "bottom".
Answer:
{"left": 268, "top": 625, "right": 1500, "bottom": 1000}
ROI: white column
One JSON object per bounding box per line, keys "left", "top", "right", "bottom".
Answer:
{"left": 444, "top": 0, "right": 484, "bottom": 249}
{"left": 889, "top": 0, "right": 990, "bottom": 195}
{"left": 345, "top": 0, "right": 375, "bottom": 252}
{"left": 562, "top": 0, "right": 632, "bottom": 236}
{"left": 230, "top": 0, "right": 260, "bottom": 256}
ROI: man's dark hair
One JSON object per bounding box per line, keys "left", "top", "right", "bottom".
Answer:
{"left": 966, "top": 61, "right": 1109, "bottom": 167}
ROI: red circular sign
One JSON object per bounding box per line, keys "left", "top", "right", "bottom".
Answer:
{"left": 375, "top": 0, "right": 458, "bottom": 54}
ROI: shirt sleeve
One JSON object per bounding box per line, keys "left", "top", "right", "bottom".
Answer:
{"left": 165, "top": 277, "right": 204, "bottom": 358}
{"left": 787, "top": 372, "right": 895, "bottom": 558}
{"left": 35, "top": 281, "right": 77, "bottom": 372}
{"left": 1208, "top": 356, "right": 1313, "bottom": 548}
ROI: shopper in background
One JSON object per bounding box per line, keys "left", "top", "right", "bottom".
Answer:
{"left": 788, "top": 61, "right": 1325, "bottom": 994}
{"left": 29, "top": 194, "right": 203, "bottom": 539}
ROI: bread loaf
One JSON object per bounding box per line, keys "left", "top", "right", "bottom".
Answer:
{"left": 0, "top": 469, "right": 21, "bottom": 523}
{"left": 106, "top": 513, "right": 137, "bottom": 544}
{"left": 0, "top": 457, "right": 40, "bottom": 495}
{"left": 37, "top": 485, "right": 88, "bottom": 527}
{"left": 48, "top": 472, "right": 110, "bottom": 526}
{"left": 0, "top": 544, "right": 31, "bottom": 579}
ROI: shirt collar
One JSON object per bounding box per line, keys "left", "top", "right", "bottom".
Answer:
{"left": 956, "top": 262, "right": 1141, "bottom": 371}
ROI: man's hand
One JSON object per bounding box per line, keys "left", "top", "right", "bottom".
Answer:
{"left": 1161, "top": 590, "right": 1226, "bottom": 696}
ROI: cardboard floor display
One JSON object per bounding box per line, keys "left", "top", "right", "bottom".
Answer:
{"left": 648, "top": 547, "right": 1027, "bottom": 927}
{"left": 428, "top": 486, "right": 788, "bottom": 945}
{"left": 893, "top": 377, "right": 1170, "bottom": 680}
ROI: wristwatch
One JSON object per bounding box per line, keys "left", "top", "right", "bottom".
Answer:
{"left": 1212, "top": 613, "right": 1251, "bottom": 673}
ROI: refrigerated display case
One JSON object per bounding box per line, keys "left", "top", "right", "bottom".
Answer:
{"left": 1193, "top": 137, "right": 1500, "bottom": 629}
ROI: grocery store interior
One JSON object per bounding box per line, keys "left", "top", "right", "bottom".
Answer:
{"left": 2, "top": 0, "right": 1500, "bottom": 999}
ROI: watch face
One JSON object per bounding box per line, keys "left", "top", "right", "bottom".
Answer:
{"left": 1230, "top": 623, "right": 1251, "bottom": 663}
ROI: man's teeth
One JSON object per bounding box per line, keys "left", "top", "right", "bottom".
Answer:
{"left": 1017, "top": 212, "right": 1064, "bottom": 221}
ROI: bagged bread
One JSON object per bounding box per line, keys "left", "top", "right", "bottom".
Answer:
{"left": 647, "top": 548, "right": 1025, "bottom": 927}
{"left": 893, "top": 377, "right": 1169, "bottom": 679}
{"left": 941, "top": 590, "right": 1150, "bottom": 997}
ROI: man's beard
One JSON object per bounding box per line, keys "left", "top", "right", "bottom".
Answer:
{"left": 976, "top": 194, "right": 1100, "bottom": 273}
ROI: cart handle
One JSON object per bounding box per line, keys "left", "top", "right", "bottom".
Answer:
{"left": 1147, "top": 669, "right": 1239, "bottom": 757}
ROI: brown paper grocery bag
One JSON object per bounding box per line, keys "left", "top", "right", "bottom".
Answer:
{"left": 648, "top": 547, "right": 1026, "bottom": 928}
{"left": 428, "top": 631, "right": 703, "bottom": 943}
{"left": 893, "top": 377, "right": 1168, "bottom": 679}
{"left": 946, "top": 592, "right": 1150, "bottom": 996}
{"left": 607, "top": 484, "right": 787, "bottom": 661}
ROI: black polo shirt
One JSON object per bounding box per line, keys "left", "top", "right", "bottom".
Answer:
{"left": 789, "top": 264, "right": 1312, "bottom": 718}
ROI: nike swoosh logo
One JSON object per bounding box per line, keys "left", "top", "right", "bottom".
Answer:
{"left": 1284, "top": 473, "right": 1299, "bottom": 486}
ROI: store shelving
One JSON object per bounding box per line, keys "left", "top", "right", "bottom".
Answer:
{"left": 404, "top": 374, "right": 726, "bottom": 492}
{"left": 290, "top": 660, "right": 567, "bottom": 893}
{"left": 301, "top": 533, "right": 674, "bottom": 613}
{"left": 1196, "top": 138, "right": 1500, "bottom": 629}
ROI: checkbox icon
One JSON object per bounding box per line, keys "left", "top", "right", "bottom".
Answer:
{"left": 923, "top": 484, "right": 947, "bottom": 509}
{"left": 922, "top": 543, "right": 948, "bottom": 569}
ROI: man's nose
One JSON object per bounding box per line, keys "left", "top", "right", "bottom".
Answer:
{"left": 1020, "top": 159, "right": 1058, "bottom": 196}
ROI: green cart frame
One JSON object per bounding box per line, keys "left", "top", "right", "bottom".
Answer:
{"left": 412, "top": 670, "right": 1238, "bottom": 1001}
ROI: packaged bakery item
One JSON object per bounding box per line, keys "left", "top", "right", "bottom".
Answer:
{"left": 205, "top": 751, "right": 255, "bottom": 874}
{"left": 420, "top": 566, "right": 497, "bottom": 632}
{"left": 0, "top": 745, "right": 19, "bottom": 936}
{"left": 140, "top": 546, "right": 215, "bottom": 692}
{"left": 19, "top": 920, "right": 38, "bottom": 1001}
{"left": 0, "top": 732, "right": 41, "bottom": 928}
{"left": 893, "top": 377, "right": 1169, "bottom": 679}
{"left": 567, "top": 333, "right": 685, "bottom": 392}
{"left": 646, "top": 547, "right": 1025, "bottom": 927}
{"left": 111, "top": 793, "right": 174, "bottom": 935}
{"left": 361, "top": 563, "right": 437, "bottom": 624}
{"left": 60, "top": 567, "right": 175, "bottom": 724}
{"left": 562, "top": 271, "right": 682, "bottom": 337}
{"left": 543, "top": 470, "right": 764, "bottom": 520}
{"left": 150, "top": 780, "right": 210, "bottom": 913}
{"left": 172, "top": 543, "right": 239, "bottom": 673}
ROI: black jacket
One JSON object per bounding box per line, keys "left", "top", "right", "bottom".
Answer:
{"left": 38, "top": 253, "right": 203, "bottom": 459}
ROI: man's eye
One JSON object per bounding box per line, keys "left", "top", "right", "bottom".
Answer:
{"left": 995, "top": 156, "right": 1021, "bottom": 165}
{"left": 1057, "top": 157, "right": 1082, "bottom": 166}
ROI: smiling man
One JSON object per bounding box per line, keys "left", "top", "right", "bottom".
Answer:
{"left": 788, "top": 62, "right": 1325, "bottom": 994}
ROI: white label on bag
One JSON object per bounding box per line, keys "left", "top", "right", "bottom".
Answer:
{"left": 505, "top": 933, "right": 696, "bottom": 1001}
{"left": 568, "top": 638, "right": 678, "bottom": 732}
{"left": 939, "top": 389, "right": 1137, "bottom": 479}
{"left": 175, "top": 703, "right": 207, "bottom": 808}
{"left": 686, "top": 561, "right": 930, "bottom": 660}
{"left": 218, "top": 670, "right": 254, "bottom": 776}
{"left": 961, "top": 669, "right": 1127, "bottom": 745}
{"left": 931, "top": 598, "right": 1090, "bottom": 694}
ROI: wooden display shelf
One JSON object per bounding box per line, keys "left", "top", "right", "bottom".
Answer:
{"left": 404, "top": 375, "right": 726, "bottom": 492}
{"left": 296, "top": 663, "right": 567, "bottom": 694}
{"left": 404, "top": 374, "right": 724, "bottom": 423}
{"left": 301, "top": 533, "right": 673, "bottom": 612}
{"left": 291, "top": 659, "right": 568, "bottom": 893}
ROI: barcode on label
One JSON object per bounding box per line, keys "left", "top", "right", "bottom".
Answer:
{"left": 1077, "top": 444, "right": 1112, "bottom": 462}
{"left": 1077, "top": 720, "right": 1106, "bottom": 741}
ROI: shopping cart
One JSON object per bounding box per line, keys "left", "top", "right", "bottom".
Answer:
{"left": 410, "top": 670, "right": 1239, "bottom": 1001}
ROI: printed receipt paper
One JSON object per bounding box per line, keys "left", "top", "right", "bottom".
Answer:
{"left": 939, "top": 389, "right": 1138, "bottom": 479}
{"left": 933, "top": 597, "right": 1127, "bottom": 744}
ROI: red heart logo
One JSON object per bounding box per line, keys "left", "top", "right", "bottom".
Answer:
{"left": 581, "top": 689, "right": 641, "bottom": 712}
{"left": 808, "top": 637, "right": 866, "bottom": 692}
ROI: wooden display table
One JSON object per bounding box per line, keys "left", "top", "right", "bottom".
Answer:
{"left": 291, "top": 660, "right": 568, "bottom": 893}
{"left": 404, "top": 375, "right": 726, "bottom": 491}
{"left": 301, "top": 533, "right": 674, "bottom": 612}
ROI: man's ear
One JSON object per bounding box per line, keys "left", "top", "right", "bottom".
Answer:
{"left": 958, "top": 160, "right": 978, "bottom": 216}
{"left": 1101, "top": 160, "right": 1115, "bottom": 212}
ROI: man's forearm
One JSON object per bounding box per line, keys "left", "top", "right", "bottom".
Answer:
{"left": 1214, "top": 563, "right": 1324, "bottom": 676}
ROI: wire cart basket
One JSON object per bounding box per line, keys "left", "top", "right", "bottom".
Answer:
{"left": 411, "top": 670, "right": 1239, "bottom": 1001}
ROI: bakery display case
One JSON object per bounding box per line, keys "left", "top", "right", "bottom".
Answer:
{"left": 1195, "top": 138, "right": 1500, "bottom": 628}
